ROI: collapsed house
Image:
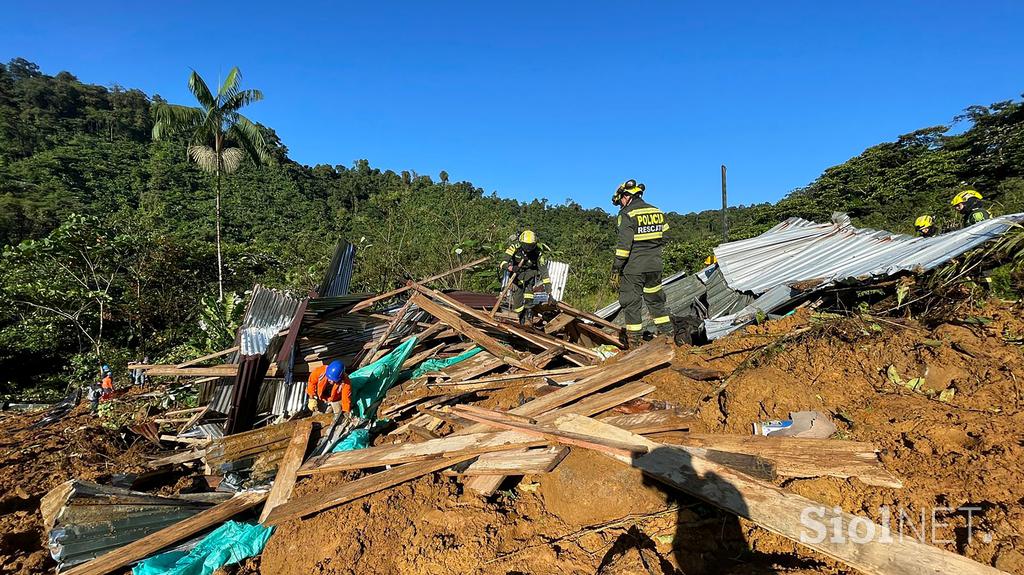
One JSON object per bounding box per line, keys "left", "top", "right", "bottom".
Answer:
{"left": 50, "top": 214, "right": 1023, "bottom": 575}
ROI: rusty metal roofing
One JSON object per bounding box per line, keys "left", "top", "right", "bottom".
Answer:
{"left": 715, "top": 213, "right": 1024, "bottom": 294}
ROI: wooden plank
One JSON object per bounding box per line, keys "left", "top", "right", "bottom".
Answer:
{"left": 489, "top": 271, "right": 518, "bottom": 317}
{"left": 259, "top": 420, "right": 314, "bottom": 523}
{"left": 599, "top": 409, "right": 695, "bottom": 434}
{"left": 543, "top": 313, "right": 575, "bottom": 334}
{"left": 263, "top": 454, "right": 479, "bottom": 525}
{"left": 359, "top": 298, "right": 414, "bottom": 368}
{"left": 575, "top": 320, "right": 624, "bottom": 348}
{"left": 462, "top": 340, "right": 672, "bottom": 495}
{"left": 162, "top": 407, "right": 207, "bottom": 417}
{"left": 447, "top": 446, "right": 569, "bottom": 476}
{"left": 350, "top": 257, "right": 490, "bottom": 312}
{"left": 146, "top": 449, "right": 206, "bottom": 468}
{"left": 410, "top": 293, "right": 531, "bottom": 371}
{"left": 523, "top": 344, "right": 566, "bottom": 369}
{"left": 543, "top": 381, "right": 657, "bottom": 422}
{"left": 554, "top": 300, "right": 625, "bottom": 333}
{"left": 410, "top": 282, "right": 602, "bottom": 360}
{"left": 554, "top": 415, "right": 1002, "bottom": 575}
{"left": 61, "top": 490, "right": 268, "bottom": 575}
{"left": 674, "top": 367, "right": 727, "bottom": 381}
{"left": 298, "top": 430, "right": 545, "bottom": 475}
{"left": 400, "top": 342, "right": 446, "bottom": 370}
{"left": 142, "top": 365, "right": 240, "bottom": 377}
{"left": 177, "top": 405, "right": 210, "bottom": 435}
{"left": 669, "top": 434, "right": 902, "bottom": 488}
{"left": 174, "top": 346, "right": 240, "bottom": 369}
{"left": 448, "top": 406, "right": 649, "bottom": 458}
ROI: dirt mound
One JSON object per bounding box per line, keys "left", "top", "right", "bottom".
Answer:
{"left": 0, "top": 405, "right": 157, "bottom": 574}
{"left": 256, "top": 302, "right": 1024, "bottom": 574}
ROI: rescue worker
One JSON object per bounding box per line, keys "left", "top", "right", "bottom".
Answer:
{"left": 914, "top": 215, "right": 937, "bottom": 238}
{"left": 99, "top": 365, "right": 114, "bottom": 399}
{"left": 306, "top": 359, "right": 351, "bottom": 415}
{"left": 85, "top": 381, "right": 101, "bottom": 414}
{"left": 611, "top": 180, "right": 673, "bottom": 348}
{"left": 951, "top": 190, "right": 991, "bottom": 227}
{"left": 498, "top": 230, "right": 552, "bottom": 325}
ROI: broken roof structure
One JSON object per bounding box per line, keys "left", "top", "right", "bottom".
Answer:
{"left": 599, "top": 212, "right": 1024, "bottom": 339}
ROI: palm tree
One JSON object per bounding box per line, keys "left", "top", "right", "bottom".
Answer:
{"left": 152, "top": 67, "right": 271, "bottom": 300}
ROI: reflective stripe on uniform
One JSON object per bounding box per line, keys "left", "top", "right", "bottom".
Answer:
{"left": 626, "top": 323, "right": 644, "bottom": 332}
{"left": 514, "top": 305, "right": 525, "bottom": 312}
{"left": 653, "top": 316, "right": 671, "bottom": 325}
{"left": 615, "top": 249, "right": 631, "bottom": 257}
{"left": 542, "top": 278, "right": 551, "bottom": 284}
{"left": 627, "top": 207, "right": 662, "bottom": 217}
{"left": 634, "top": 231, "right": 664, "bottom": 241}
{"left": 643, "top": 285, "right": 662, "bottom": 294}
{"left": 663, "top": 222, "right": 670, "bottom": 231}
{"left": 524, "top": 293, "right": 535, "bottom": 299}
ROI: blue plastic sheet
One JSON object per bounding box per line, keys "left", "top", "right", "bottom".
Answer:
{"left": 132, "top": 521, "right": 273, "bottom": 575}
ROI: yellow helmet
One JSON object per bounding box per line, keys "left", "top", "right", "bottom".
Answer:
{"left": 704, "top": 255, "right": 717, "bottom": 265}
{"left": 518, "top": 230, "right": 537, "bottom": 244}
{"left": 914, "top": 215, "right": 933, "bottom": 229}
{"left": 612, "top": 179, "right": 645, "bottom": 205}
{"left": 950, "top": 189, "right": 982, "bottom": 206}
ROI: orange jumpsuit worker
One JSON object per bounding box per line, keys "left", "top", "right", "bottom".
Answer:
{"left": 306, "top": 359, "right": 351, "bottom": 414}
{"left": 99, "top": 365, "right": 114, "bottom": 399}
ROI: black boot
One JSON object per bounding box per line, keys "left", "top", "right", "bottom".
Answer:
{"left": 518, "top": 308, "right": 533, "bottom": 326}
{"left": 626, "top": 332, "right": 643, "bottom": 350}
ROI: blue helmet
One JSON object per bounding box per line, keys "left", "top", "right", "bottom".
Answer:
{"left": 326, "top": 360, "right": 345, "bottom": 382}
{"left": 101, "top": 364, "right": 111, "bottom": 374}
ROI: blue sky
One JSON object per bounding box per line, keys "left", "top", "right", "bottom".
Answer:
{"left": 2, "top": 1, "right": 1023, "bottom": 214}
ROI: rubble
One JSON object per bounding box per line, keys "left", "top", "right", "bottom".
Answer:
{"left": 3, "top": 215, "right": 1024, "bottom": 574}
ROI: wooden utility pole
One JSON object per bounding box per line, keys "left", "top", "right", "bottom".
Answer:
{"left": 721, "top": 165, "right": 728, "bottom": 241}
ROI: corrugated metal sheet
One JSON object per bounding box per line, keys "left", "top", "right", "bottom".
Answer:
{"left": 715, "top": 213, "right": 1024, "bottom": 294}
{"left": 704, "top": 284, "right": 801, "bottom": 340}
{"left": 318, "top": 240, "right": 357, "bottom": 298}
{"left": 238, "top": 285, "right": 303, "bottom": 356}
{"left": 547, "top": 260, "right": 570, "bottom": 301}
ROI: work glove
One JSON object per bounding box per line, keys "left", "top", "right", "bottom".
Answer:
{"left": 610, "top": 272, "right": 621, "bottom": 290}
{"left": 307, "top": 398, "right": 319, "bottom": 413}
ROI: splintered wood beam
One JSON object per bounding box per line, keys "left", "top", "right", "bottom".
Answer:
{"left": 61, "top": 491, "right": 268, "bottom": 575}
{"left": 543, "top": 313, "right": 575, "bottom": 334}
{"left": 409, "top": 293, "right": 532, "bottom": 371}
{"left": 259, "top": 420, "right": 315, "bottom": 523}
{"left": 351, "top": 257, "right": 490, "bottom": 312}
{"left": 553, "top": 415, "right": 1000, "bottom": 575}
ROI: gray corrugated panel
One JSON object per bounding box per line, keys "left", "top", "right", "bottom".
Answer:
{"left": 594, "top": 264, "right": 716, "bottom": 319}
{"left": 705, "top": 269, "right": 754, "bottom": 318}
{"left": 207, "top": 381, "right": 235, "bottom": 415}
{"left": 238, "top": 285, "right": 302, "bottom": 356}
{"left": 318, "top": 240, "right": 357, "bottom": 298}
{"left": 45, "top": 480, "right": 213, "bottom": 570}
{"left": 703, "top": 284, "right": 801, "bottom": 340}
{"left": 271, "top": 379, "right": 308, "bottom": 418}
{"left": 601, "top": 274, "right": 708, "bottom": 328}
{"left": 715, "top": 213, "right": 1024, "bottom": 294}
{"left": 547, "top": 260, "right": 570, "bottom": 301}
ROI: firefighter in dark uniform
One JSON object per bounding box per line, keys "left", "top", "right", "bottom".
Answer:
{"left": 611, "top": 180, "right": 672, "bottom": 348}
{"left": 499, "top": 230, "right": 552, "bottom": 325}
{"left": 951, "top": 189, "right": 991, "bottom": 227}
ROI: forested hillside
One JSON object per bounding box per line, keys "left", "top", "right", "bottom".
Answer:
{"left": 1, "top": 57, "right": 1022, "bottom": 396}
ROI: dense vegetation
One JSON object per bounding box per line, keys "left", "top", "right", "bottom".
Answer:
{"left": 1, "top": 57, "right": 1022, "bottom": 397}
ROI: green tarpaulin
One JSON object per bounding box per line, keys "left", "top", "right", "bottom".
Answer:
{"left": 132, "top": 521, "right": 273, "bottom": 575}
{"left": 348, "top": 337, "right": 418, "bottom": 419}
{"left": 410, "top": 346, "right": 482, "bottom": 379}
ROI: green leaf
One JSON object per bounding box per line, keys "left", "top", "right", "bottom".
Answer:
{"left": 938, "top": 388, "right": 956, "bottom": 402}
{"left": 886, "top": 365, "right": 903, "bottom": 386}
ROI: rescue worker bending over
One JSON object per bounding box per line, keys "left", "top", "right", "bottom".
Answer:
{"left": 951, "top": 190, "right": 991, "bottom": 227}
{"left": 914, "top": 215, "right": 936, "bottom": 238}
{"left": 499, "top": 230, "right": 552, "bottom": 325}
{"left": 611, "top": 180, "right": 673, "bottom": 348}
{"left": 306, "top": 359, "right": 352, "bottom": 415}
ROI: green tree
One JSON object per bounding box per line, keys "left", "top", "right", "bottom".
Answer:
{"left": 151, "top": 67, "right": 271, "bottom": 300}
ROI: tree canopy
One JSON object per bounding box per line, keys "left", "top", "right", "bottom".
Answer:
{"left": 0, "top": 58, "right": 1022, "bottom": 397}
